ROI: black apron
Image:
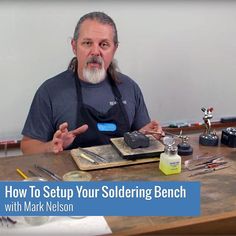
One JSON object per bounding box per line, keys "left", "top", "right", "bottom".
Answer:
{"left": 71, "top": 73, "right": 130, "bottom": 148}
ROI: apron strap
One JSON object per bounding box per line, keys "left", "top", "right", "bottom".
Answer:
{"left": 108, "top": 74, "right": 130, "bottom": 127}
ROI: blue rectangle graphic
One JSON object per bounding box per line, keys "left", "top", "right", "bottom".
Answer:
{"left": 0, "top": 181, "right": 200, "bottom": 216}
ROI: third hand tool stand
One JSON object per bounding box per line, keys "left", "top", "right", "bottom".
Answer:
{"left": 177, "top": 132, "right": 193, "bottom": 156}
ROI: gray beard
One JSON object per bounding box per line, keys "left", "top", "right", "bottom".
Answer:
{"left": 83, "top": 67, "right": 106, "bottom": 84}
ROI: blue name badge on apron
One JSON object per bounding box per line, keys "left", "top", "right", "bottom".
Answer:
{"left": 97, "top": 123, "right": 117, "bottom": 132}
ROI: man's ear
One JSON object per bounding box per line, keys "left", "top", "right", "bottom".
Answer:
{"left": 71, "top": 39, "right": 77, "bottom": 55}
{"left": 115, "top": 42, "right": 119, "bottom": 51}
{"left": 113, "top": 43, "right": 118, "bottom": 54}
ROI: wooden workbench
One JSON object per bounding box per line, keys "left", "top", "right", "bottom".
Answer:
{"left": 0, "top": 132, "right": 236, "bottom": 235}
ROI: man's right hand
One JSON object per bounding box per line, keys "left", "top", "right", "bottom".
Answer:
{"left": 51, "top": 122, "right": 88, "bottom": 153}
{"left": 20, "top": 123, "right": 88, "bottom": 155}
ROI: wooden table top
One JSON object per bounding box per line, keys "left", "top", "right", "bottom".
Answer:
{"left": 1, "top": 132, "right": 236, "bottom": 235}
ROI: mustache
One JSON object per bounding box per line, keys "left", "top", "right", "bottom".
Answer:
{"left": 86, "top": 56, "right": 103, "bottom": 66}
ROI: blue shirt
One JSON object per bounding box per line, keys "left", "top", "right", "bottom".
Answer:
{"left": 22, "top": 70, "right": 151, "bottom": 143}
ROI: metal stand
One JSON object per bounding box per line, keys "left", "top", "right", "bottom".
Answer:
{"left": 199, "top": 133, "right": 219, "bottom": 146}
{"left": 178, "top": 142, "right": 193, "bottom": 156}
{"left": 177, "top": 132, "right": 193, "bottom": 156}
{"left": 199, "top": 107, "right": 219, "bottom": 146}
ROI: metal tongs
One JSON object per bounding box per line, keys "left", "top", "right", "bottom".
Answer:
{"left": 0, "top": 216, "right": 17, "bottom": 227}
{"left": 34, "top": 165, "right": 62, "bottom": 181}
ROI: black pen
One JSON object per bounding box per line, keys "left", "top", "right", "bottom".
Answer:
{"left": 34, "top": 165, "right": 62, "bottom": 181}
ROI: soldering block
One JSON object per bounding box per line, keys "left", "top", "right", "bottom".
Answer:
{"left": 124, "top": 131, "right": 150, "bottom": 149}
{"left": 221, "top": 127, "right": 236, "bottom": 147}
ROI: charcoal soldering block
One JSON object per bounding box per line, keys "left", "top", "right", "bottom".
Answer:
{"left": 124, "top": 131, "right": 150, "bottom": 149}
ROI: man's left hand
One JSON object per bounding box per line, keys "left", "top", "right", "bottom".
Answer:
{"left": 139, "top": 120, "right": 165, "bottom": 140}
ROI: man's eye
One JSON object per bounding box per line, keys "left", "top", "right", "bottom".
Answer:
{"left": 82, "top": 41, "right": 92, "bottom": 46}
{"left": 100, "top": 42, "right": 110, "bottom": 49}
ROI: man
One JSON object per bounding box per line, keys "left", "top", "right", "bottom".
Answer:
{"left": 21, "top": 12, "right": 163, "bottom": 154}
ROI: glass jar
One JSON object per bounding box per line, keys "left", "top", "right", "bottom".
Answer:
{"left": 23, "top": 177, "right": 49, "bottom": 226}
{"left": 63, "top": 170, "right": 92, "bottom": 219}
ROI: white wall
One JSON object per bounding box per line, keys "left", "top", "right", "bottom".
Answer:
{"left": 1, "top": 1, "right": 236, "bottom": 139}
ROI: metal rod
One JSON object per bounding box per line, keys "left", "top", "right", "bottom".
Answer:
{"left": 142, "top": 130, "right": 178, "bottom": 137}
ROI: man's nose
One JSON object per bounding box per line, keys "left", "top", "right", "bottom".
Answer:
{"left": 90, "top": 44, "right": 100, "bottom": 56}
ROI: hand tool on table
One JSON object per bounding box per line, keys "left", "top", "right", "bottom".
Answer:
{"left": 188, "top": 160, "right": 228, "bottom": 171}
{"left": 185, "top": 154, "right": 224, "bottom": 170}
{"left": 0, "top": 216, "right": 17, "bottom": 227}
{"left": 78, "top": 147, "right": 107, "bottom": 163}
{"left": 34, "top": 165, "right": 62, "bottom": 181}
{"left": 28, "top": 169, "right": 43, "bottom": 177}
{"left": 79, "top": 152, "right": 98, "bottom": 164}
{"left": 189, "top": 164, "right": 230, "bottom": 177}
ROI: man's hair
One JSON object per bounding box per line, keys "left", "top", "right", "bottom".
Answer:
{"left": 73, "top": 11, "right": 118, "bottom": 45}
{"left": 68, "top": 12, "right": 120, "bottom": 82}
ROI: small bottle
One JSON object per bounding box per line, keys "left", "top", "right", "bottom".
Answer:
{"left": 159, "top": 138, "right": 181, "bottom": 175}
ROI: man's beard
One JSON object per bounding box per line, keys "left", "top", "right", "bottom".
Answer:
{"left": 83, "top": 56, "right": 106, "bottom": 84}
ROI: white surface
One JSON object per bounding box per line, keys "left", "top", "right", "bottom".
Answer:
{"left": 0, "top": 216, "right": 112, "bottom": 236}
{"left": 1, "top": 1, "right": 236, "bottom": 138}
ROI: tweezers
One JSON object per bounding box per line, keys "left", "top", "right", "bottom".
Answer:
{"left": 189, "top": 161, "right": 227, "bottom": 171}
{"left": 34, "top": 165, "right": 62, "bottom": 181}
{"left": 189, "top": 165, "right": 230, "bottom": 177}
{"left": 6, "top": 216, "right": 17, "bottom": 224}
{"left": 0, "top": 216, "right": 17, "bottom": 226}
{"left": 78, "top": 147, "right": 108, "bottom": 163}
{"left": 185, "top": 155, "right": 224, "bottom": 170}
{"left": 28, "top": 169, "right": 42, "bottom": 177}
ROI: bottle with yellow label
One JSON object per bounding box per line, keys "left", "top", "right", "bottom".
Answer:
{"left": 159, "top": 137, "right": 181, "bottom": 175}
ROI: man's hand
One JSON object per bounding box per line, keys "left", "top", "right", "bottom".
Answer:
{"left": 52, "top": 122, "right": 88, "bottom": 153}
{"left": 139, "top": 120, "right": 164, "bottom": 140}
